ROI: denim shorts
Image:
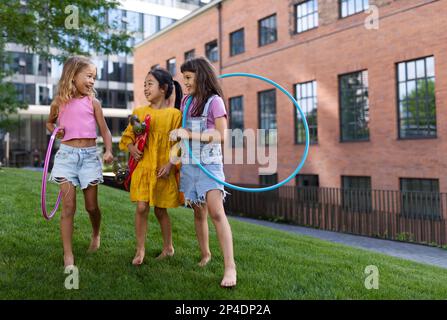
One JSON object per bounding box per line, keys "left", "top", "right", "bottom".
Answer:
{"left": 49, "top": 144, "right": 103, "bottom": 189}
{"left": 180, "top": 164, "right": 227, "bottom": 205}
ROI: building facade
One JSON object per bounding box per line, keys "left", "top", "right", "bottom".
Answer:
{"left": 134, "top": 0, "right": 447, "bottom": 194}
{"left": 2, "top": 0, "right": 204, "bottom": 167}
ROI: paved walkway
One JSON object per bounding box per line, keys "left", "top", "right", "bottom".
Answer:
{"left": 232, "top": 216, "right": 447, "bottom": 269}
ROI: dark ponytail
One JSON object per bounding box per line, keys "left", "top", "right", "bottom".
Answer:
{"left": 172, "top": 80, "right": 183, "bottom": 109}
{"left": 147, "top": 66, "right": 183, "bottom": 109}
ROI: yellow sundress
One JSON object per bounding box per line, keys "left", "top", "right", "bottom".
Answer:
{"left": 119, "top": 105, "right": 182, "bottom": 207}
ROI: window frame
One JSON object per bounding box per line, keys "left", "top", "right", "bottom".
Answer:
{"left": 396, "top": 56, "right": 436, "bottom": 140}
{"left": 294, "top": 80, "right": 318, "bottom": 144}
{"left": 230, "top": 28, "right": 245, "bottom": 56}
{"left": 338, "top": 70, "right": 370, "bottom": 142}
{"left": 258, "top": 14, "right": 278, "bottom": 47}
{"left": 294, "top": 0, "right": 319, "bottom": 34}
{"left": 339, "top": 0, "right": 370, "bottom": 18}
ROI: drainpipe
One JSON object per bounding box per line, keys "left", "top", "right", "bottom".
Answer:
{"left": 217, "top": 2, "right": 223, "bottom": 73}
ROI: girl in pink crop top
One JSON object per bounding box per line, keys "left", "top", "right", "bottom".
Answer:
{"left": 45, "top": 56, "right": 114, "bottom": 268}
{"left": 58, "top": 96, "right": 97, "bottom": 142}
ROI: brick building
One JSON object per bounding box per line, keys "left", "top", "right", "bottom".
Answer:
{"left": 134, "top": 0, "right": 446, "bottom": 194}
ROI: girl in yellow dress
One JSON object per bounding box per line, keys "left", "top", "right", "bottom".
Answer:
{"left": 119, "top": 67, "right": 183, "bottom": 265}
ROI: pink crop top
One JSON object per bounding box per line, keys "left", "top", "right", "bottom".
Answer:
{"left": 58, "top": 96, "right": 97, "bottom": 142}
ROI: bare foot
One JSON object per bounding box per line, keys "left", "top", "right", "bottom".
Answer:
{"left": 198, "top": 254, "right": 211, "bottom": 267}
{"left": 87, "top": 235, "right": 100, "bottom": 253}
{"left": 220, "top": 265, "right": 237, "bottom": 288}
{"left": 64, "top": 254, "right": 75, "bottom": 268}
{"left": 156, "top": 248, "right": 175, "bottom": 260}
{"left": 132, "top": 250, "right": 145, "bottom": 266}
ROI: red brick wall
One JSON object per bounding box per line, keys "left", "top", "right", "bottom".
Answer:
{"left": 134, "top": 0, "right": 447, "bottom": 191}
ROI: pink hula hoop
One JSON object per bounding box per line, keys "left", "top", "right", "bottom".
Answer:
{"left": 41, "top": 128, "right": 62, "bottom": 220}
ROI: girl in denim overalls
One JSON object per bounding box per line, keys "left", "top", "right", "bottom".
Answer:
{"left": 170, "top": 57, "right": 236, "bottom": 288}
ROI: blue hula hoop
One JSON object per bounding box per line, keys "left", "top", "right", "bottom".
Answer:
{"left": 181, "top": 72, "right": 310, "bottom": 193}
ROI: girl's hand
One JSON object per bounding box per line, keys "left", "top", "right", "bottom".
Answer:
{"left": 157, "top": 163, "right": 173, "bottom": 179}
{"left": 103, "top": 150, "right": 113, "bottom": 164}
{"left": 55, "top": 126, "right": 65, "bottom": 139}
{"left": 169, "top": 128, "right": 190, "bottom": 141}
{"left": 128, "top": 144, "right": 143, "bottom": 162}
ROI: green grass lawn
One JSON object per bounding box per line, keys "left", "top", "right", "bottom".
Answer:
{"left": 1, "top": 167, "right": 447, "bottom": 299}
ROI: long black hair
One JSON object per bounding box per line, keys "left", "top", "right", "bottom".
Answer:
{"left": 180, "top": 57, "right": 224, "bottom": 116}
{"left": 147, "top": 66, "right": 183, "bottom": 109}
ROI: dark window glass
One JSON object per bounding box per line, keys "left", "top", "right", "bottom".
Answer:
{"left": 229, "top": 96, "right": 244, "bottom": 148}
{"left": 258, "top": 89, "right": 277, "bottom": 146}
{"left": 342, "top": 176, "right": 372, "bottom": 213}
{"left": 400, "top": 178, "right": 440, "bottom": 219}
{"left": 339, "top": 70, "right": 369, "bottom": 141}
{"left": 259, "top": 14, "right": 277, "bottom": 46}
{"left": 230, "top": 29, "right": 245, "bottom": 56}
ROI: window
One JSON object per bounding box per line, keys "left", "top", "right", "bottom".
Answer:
{"left": 296, "top": 0, "right": 319, "bottom": 33}
{"left": 13, "top": 83, "right": 35, "bottom": 104}
{"left": 125, "top": 11, "right": 144, "bottom": 44}
{"left": 166, "top": 58, "right": 176, "bottom": 76}
{"left": 400, "top": 178, "right": 440, "bottom": 219}
{"left": 397, "top": 56, "right": 436, "bottom": 139}
{"left": 184, "top": 49, "right": 195, "bottom": 61}
{"left": 37, "top": 56, "right": 51, "bottom": 77}
{"left": 260, "top": 173, "right": 278, "bottom": 186}
{"left": 108, "top": 8, "right": 125, "bottom": 31}
{"left": 107, "top": 61, "right": 127, "bottom": 82}
{"left": 205, "top": 40, "right": 218, "bottom": 62}
{"left": 230, "top": 28, "right": 245, "bottom": 56}
{"left": 37, "top": 84, "right": 53, "bottom": 105}
{"left": 160, "top": 16, "right": 175, "bottom": 30}
{"left": 259, "top": 14, "right": 277, "bottom": 46}
{"left": 296, "top": 174, "right": 319, "bottom": 187}
{"left": 342, "top": 176, "right": 372, "bottom": 213}
{"left": 229, "top": 96, "right": 244, "bottom": 148}
{"left": 258, "top": 89, "right": 277, "bottom": 146}
{"left": 96, "top": 89, "right": 132, "bottom": 109}
{"left": 7, "top": 52, "right": 34, "bottom": 75}
{"left": 126, "top": 63, "right": 133, "bottom": 82}
{"left": 296, "top": 174, "right": 319, "bottom": 203}
{"left": 295, "top": 81, "right": 318, "bottom": 144}
{"left": 96, "top": 89, "right": 109, "bottom": 108}
{"left": 340, "top": 0, "right": 369, "bottom": 18}
{"left": 339, "top": 70, "right": 369, "bottom": 141}
{"left": 144, "top": 14, "right": 159, "bottom": 37}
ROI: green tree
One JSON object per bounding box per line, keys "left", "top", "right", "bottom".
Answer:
{"left": 0, "top": 0, "right": 132, "bottom": 127}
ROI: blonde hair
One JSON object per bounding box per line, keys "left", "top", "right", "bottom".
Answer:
{"left": 54, "top": 56, "right": 97, "bottom": 108}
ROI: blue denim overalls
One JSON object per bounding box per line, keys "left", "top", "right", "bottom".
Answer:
{"left": 179, "top": 95, "right": 226, "bottom": 205}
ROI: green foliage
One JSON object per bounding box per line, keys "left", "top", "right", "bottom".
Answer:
{"left": 0, "top": 0, "right": 132, "bottom": 125}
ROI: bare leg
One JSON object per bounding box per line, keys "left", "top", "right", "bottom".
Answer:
{"left": 192, "top": 204, "right": 211, "bottom": 267}
{"left": 154, "top": 207, "right": 174, "bottom": 259}
{"left": 206, "top": 190, "right": 237, "bottom": 288}
{"left": 83, "top": 184, "right": 101, "bottom": 253}
{"left": 133, "top": 201, "right": 149, "bottom": 265}
{"left": 60, "top": 181, "right": 77, "bottom": 267}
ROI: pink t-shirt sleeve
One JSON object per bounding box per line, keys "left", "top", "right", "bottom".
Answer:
{"left": 207, "top": 96, "right": 227, "bottom": 129}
